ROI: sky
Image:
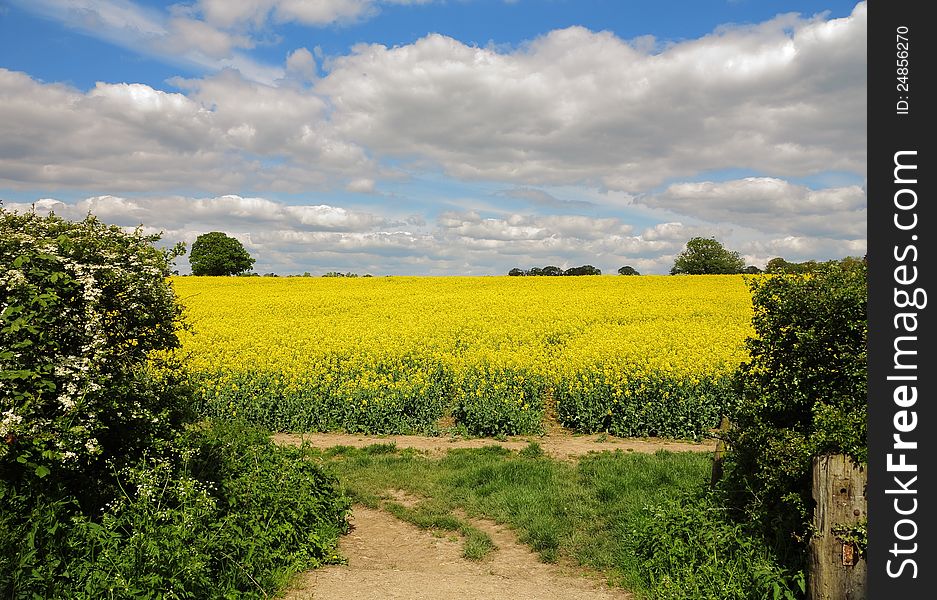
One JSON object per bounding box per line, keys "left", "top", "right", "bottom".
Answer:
{"left": 0, "top": 0, "right": 867, "bottom": 275}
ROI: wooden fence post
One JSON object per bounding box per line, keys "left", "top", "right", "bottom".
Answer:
{"left": 808, "top": 454, "right": 867, "bottom": 600}
{"left": 709, "top": 415, "right": 731, "bottom": 487}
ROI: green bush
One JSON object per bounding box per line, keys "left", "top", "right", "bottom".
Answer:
{"left": 1, "top": 209, "right": 188, "bottom": 502}
{"left": 0, "top": 421, "right": 350, "bottom": 598}
{"left": 631, "top": 492, "right": 804, "bottom": 600}
{"left": 724, "top": 261, "right": 867, "bottom": 544}
{"left": 1, "top": 208, "right": 350, "bottom": 598}
{"left": 628, "top": 260, "right": 866, "bottom": 599}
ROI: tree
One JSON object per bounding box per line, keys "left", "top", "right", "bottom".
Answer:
{"left": 189, "top": 232, "right": 255, "bottom": 276}
{"left": 508, "top": 268, "right": 526, "bottom": 276}
{"left": 742, "top": 265, "right": 762, "bottom": 274}
{"left": 617, "top": 266, "right": 640, "bottom": 276}
{"left": 563, "top": 265, "right": 601, "bottom": 276}
{"left": 670, "top": 237, "right": 744, "bottom": 275}
{"left": 541, "top": 265, "right": 564, "bottom": 276}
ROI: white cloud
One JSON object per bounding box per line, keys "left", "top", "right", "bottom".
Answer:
{"left": 197, "top": 0, "right": 436, "bottom": 28}
{"left": 641, "top": 177, "right": 866, "bottom": 238}
{"left": 2, "top": 3, "right": 868, "bottom": 274}
{"left": 11, "top": 0, "right": 283, "bottom": 83}
{"left": 2, "top": 4, "right": 866, "bottom": 196}
{"left": 3, "top": 195, "right": 693, "bottom": 275}
{"left": 496, "top": 188, "right": 594, "bottom": 208}
{"left": 318, "top": 3, "right": 866, "bottom": 191}
{"left": 164, "top": 16, "right": 255, "bottom": 60}
{"left": 741, "top": 236, "right": 866, "bottom": 266}
{"left": 0, "top": 68, "right": 375, "bottom": 193}
{"left": 285, "top": 47, "right": 318, "bottom": 82}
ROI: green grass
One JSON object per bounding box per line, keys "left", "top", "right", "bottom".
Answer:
{"left": 312, "top": 441, "right": 712, "bottom": 593}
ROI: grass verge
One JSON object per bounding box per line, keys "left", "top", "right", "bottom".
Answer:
{"left": 312, "top": 440, "right": 712, "bottom": 593}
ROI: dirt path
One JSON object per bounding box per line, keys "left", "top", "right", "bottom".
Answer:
{"left": 277, "top": 432, "right": 713, "bottom": 599}
{"left": 282, "top": 504, "right": 633, "bottom": 600}
{"left": 273, "top": 431, "right": 715, "bottom": 461}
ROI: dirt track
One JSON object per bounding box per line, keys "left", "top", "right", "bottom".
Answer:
{"left": 282, "top": 504, "right": 633, "bottom": 600}
{"left": 277, "top": 432, "right": 715, "bottom": 599}
{"left": 272, "top": 431, "right": 715, "bottom": 461}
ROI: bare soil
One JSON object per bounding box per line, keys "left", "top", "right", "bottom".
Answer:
{"left": 277, "top": 432, "right": 716, "bottom": 599}
{"left": 281, "top": 503, "right": 633, "bottom": 600}
{"left": 272, "top": 431, "right": 715, "bottom": 461}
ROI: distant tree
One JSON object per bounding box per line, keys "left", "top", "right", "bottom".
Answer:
{"left": 508, "top": 268, "right": 526, "bottom": 276}
{"left": 322, "top": 272, "right": 344, "bottom": 277}
{"left": 742, "top": 265, "right": 763, "bottom": 274}
{"left": 362, "top": 273, "right": 374, "bottom": 278}
{"left": 527, "top": 267, "right": 544, "bottom": 277}
{"left": 670, "top": 237, "right": 744, "bottom": 275}
{"left": 617, "top": 266, "right": 640, "bottom": 276}
{"left": 564, "top": 265, "right": 601, "bottom": 276}
{"left": 542, "top": 265, "right": 564, "bottom": 276}
{"left": 765, "top": 257, "right": 823, "bottom": 274}
{"left": 189, "top": 232, "right": 255, "bottom": 276}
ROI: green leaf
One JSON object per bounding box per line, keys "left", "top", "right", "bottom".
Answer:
{"left": 35, "top": 465, "right": 51, "bottom": 478}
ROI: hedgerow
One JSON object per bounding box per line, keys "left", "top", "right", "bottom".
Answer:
{"left": 0, "top": 208, "right": 348, "bottom": 598}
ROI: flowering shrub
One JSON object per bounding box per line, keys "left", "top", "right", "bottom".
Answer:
{"left": 1, "top": 208, "right": 350, "bottom": 598}
{"left": 0, "top": 208, "right": 187, "bottom": 492}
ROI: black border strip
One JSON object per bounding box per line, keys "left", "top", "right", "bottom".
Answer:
{"left": 868, "top": 1, "right": 934, "bottom": 596}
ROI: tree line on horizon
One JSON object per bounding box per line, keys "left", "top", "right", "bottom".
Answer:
{"left": 182, "top": 231, "right": 863, "bottom": 278}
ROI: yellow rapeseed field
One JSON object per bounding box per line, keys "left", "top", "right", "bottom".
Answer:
{"left": 172, "top": 275, "right": 754, "bottom": 438}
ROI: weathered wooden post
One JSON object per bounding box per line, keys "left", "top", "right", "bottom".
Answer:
{"left": 710, "top": 415, "right": 731, "bottom": 487}
{"left": 808, "top": 454, "right": 867, "bottom": 600}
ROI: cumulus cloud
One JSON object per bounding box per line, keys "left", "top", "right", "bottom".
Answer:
{"left": 496, "top": 188, "right": 594, "bottom": 208}
{"left": 741, "top": 236, "right": 867, "bottom": 267}
{"left": 2, "top": 4, "right": 866, "bottom": 197}
{"left": 2, "top": 2, "right": 868, "bottom": 274}
{"left": 3, "top": 195, "right": 693, "bottom": 275}
{"left": 285, "top": 47, "right": 318, "bottom": 82}
{"left": 0, "top": 68, "right": 375, "bottom": 193}
{"left": 11, "top": 0, "right": 282, "bottom": 83}
{"left": 197, "top": 0, "right": 436, "bottom": 28}
{"left": 318, "top": 3, "right": 866, "bottom": 190}
{"left": 640, "top": 177, "right": 866, "bottom": 238}
{"left": 438, "top": 211, "right": 632, "bottom": 241}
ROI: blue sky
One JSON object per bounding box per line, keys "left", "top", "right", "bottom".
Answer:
{"left": 0, "top": 0, "right": 867, "bottom": 275}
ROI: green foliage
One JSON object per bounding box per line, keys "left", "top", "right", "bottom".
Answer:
{"left": 189, "top": 231, "right": 255, "bottom": 276}
{"left": 1, "top": 208, "right": 189, "bottom": 502}
{"left": 554, "top": 372, "right": 735, "bottom": 440}
{"left": 319, "top": 442, "right": 712, "bottom": 584}
{"left": 617, "top": 266, "right": 640, "bottom": 276}
{"left": 631, "top": 492, "right": 805, "bottom": 600}
{"left": 671, "top": 237, "right": 744, "bottom": 275}
{"left": 0, "top": 421, "right": 350, "bottom": 598}
{"left": 451, "top": 366, "right": 546, "bottom": 435}
{"left": 0, "top": 209, "right": 350, "bottom": 598}
{"left": 723, "top": 260, "right": 867, "bottom": 564}
{"left": 195, "top": 359, "right": 452, "bottom": 435}
{"left": 507, "top": 265, "right": 601, "bottom": 276}
{"left": 764, "top": 257, "right": 818, "bottom": 274}
{"left": 563, "top": 265, "right": 602, "bottom": 276}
